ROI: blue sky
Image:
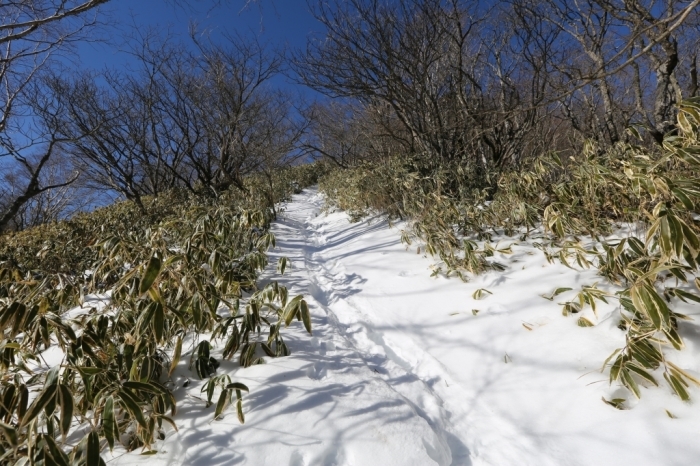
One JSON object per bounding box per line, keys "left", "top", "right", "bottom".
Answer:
{"left": 75, "top": 0, "right": 323, "bottom": 97}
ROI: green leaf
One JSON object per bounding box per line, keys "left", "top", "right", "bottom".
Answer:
{"left": 225, "top": 382, "right": 249, "bottom": 392}
{"left": 140, "top": 253, "right": 162, "bottom": 294}
{"left": 621, "top": 368, "right": 641, "bottom": 398}
{"left": 664, "top": 327, "right": 684, "bottom": 350}
{"left": 667, "top": 361, "right": 700, "bottom": 387}
{"left": 153, "top": 303, "right": 165, "bottom": 343}
{"left": 472, "top": 288, "right": 492, "bottom": 300}
{"left": 45, "top": 365, "right": 60, "bottom": 387}
{"left": 668, "top": 215, "right": 684, "bottom": 259}
{"left": 103, "top": 396, "right": 117, "bottom": 452}
{"left": 300, "top": 299, "right": 312, "bottom": 335}
{"left": 58, "top": 384, "right": 74, "bottom": 439}
{"left": 38, "top": 433, "right": 71, "bottom": 466}
{"left": 236, "top": 398, "right": 244, "bottom": 424}
{"left": 169, "top": 335, "right": 182, "bottom": 377}
{"left": 610, "top": 354, "right": 624, "bottom": 382}
{"left": 541, "top": 287, "right": 572, "bottom": 301}
{"left": 214, "top": 390, "right": 230, "bottom": 419}
{"left": 601, "top": 397, "right": 626, "bottom": 410}
{"left": 283, "top": 295, "right": 303, "bottom": 327}
{"left": 601, "top": 348, "right": 621, "bottom": 373}
{"left": 154, "top": 414, "right": 178, "bottom": 432}
{"left": 20, "top": 383, "right": 57, "bottom": 428}
{"left": 681, "top": 220, "right": 700, "bottom": 255}
{"left": 671, "top": 288, "right": 700, "bottom": 304}
{"left": 626, "top": 363, "right": 658, "bottom": 387}
{"left": 277, "top": 257, "right": 289, "bottom": 275}
{"left": 577, "top": 317, "right": 595, "bottom": 327}
{"left": 239, "top": 343, "right": 256, "bottom": 368}
{"left": 0, "top": 422, "right": 17, "bottom": 447}
{"left": 672, "top": 187, "right": 695, "bottom": 210}
{"left": 122, "top": 381, "right": 165, "bottom": 395}
{"left": 118, "top": 388, "right": 147, "bottom": 428}
{"left": 87, "top": 431, "right": 100, "bottom": 466}
{"left": 665, "top": 372, "right": 690, "bottom": 401}
{"left": 659, "top": 217, "right": 672, "bottom": 257}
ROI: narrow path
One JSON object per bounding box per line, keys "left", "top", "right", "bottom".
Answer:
{"left": 296, "top": 191, "right": 470, "bottom": 465}
{"left": 255, "top": 188, "right": 457, "bottom": 465}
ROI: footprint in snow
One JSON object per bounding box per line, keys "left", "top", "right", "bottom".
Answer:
{"left": 306, "top": 363, "right": 328, "bottom": 380}
{"left": 289, "top": 450, "right": 307, "bottom": 466}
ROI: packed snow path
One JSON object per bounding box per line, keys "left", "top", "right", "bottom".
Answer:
{"left": 114, "top": 188, "right": 700, "bottom": 466}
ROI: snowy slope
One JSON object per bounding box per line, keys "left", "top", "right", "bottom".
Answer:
{"left": 109, "top": 187, "right": 700, "bottom": 466}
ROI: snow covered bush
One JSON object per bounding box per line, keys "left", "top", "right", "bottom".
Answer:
{"left": 319, "top": 98, "right": 700, "bottom": 404}
{"left": 0, "top": 164, "right": 321, "bottom": 464}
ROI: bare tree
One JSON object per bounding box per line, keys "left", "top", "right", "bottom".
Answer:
{"left": 302, "top": 100, "right": 411, "bottom": 168}
{"left": 0, "top": 148, "right": 95, "bottom": 230}
{"left": 510, "top": 0, "right": 700, "bottom": 145}
{"left": 40, "top": 70, "right": 176, "bottom": 212}
{"left": 0, "top": 1, "right": 254, "bottom": 231}
{"left": 42, "top": 32, "right": 301, "bottom": 205}
{"left": 295, "top": 0, "right": 566, "bottom": 181}
{"left": 295, "top": 0, "right": 481, "bottom": 167}
{"left": 185, "top": 33, "right": 285, "bottom": 194}
{"left": 0, "top": 0, "right": 110, "bottom": 231}
{"left": 295, "top": 0, "right": 699, "bottom": 185}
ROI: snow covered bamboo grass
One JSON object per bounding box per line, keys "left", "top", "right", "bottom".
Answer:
{"left": 320, "top": 98, "right": 700, "bottom": 408}
{"left": 0, "top": 163, "right": 324, "bottom": 464}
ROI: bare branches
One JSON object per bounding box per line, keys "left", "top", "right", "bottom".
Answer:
{"left": 0, "top": 0, "right": 109, "bottom": 231}
{"left": 40, "top": 32, "right": 300, "bottom": 206}
{"left": 295, "top": 0, "right": 699, "bottom": 179}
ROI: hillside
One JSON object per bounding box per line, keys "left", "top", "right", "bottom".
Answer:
{"left": 108, "top": 187, "right": 700, "bottom": 466}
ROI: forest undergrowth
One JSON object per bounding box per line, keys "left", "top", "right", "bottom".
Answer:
{"left": 320, "top": 99, "right": 700, "bottom": 407}
{"left": 0, "top": 163, "right": 324, "bottom": 464}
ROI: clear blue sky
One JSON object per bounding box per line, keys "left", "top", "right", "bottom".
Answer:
{"left": 75, "top": 0, "right": 323, "bottom": 97}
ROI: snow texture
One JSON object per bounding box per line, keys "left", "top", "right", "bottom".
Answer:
{"left": 107, "top": 187, "right": 700, "bottom": 466}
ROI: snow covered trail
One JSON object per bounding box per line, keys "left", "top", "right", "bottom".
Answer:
{"left": 111, "top": 188, "right": 453, "bottom": 466}
{"left": 266, "top": 188, "right": 700, "bottom": 466}
{"left": 112, "top": 187, "right": 700, "bottom": 466}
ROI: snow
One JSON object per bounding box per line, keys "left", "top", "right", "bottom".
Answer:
{"left": 104, "top": 187, "right": 700, "bottom": 465}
